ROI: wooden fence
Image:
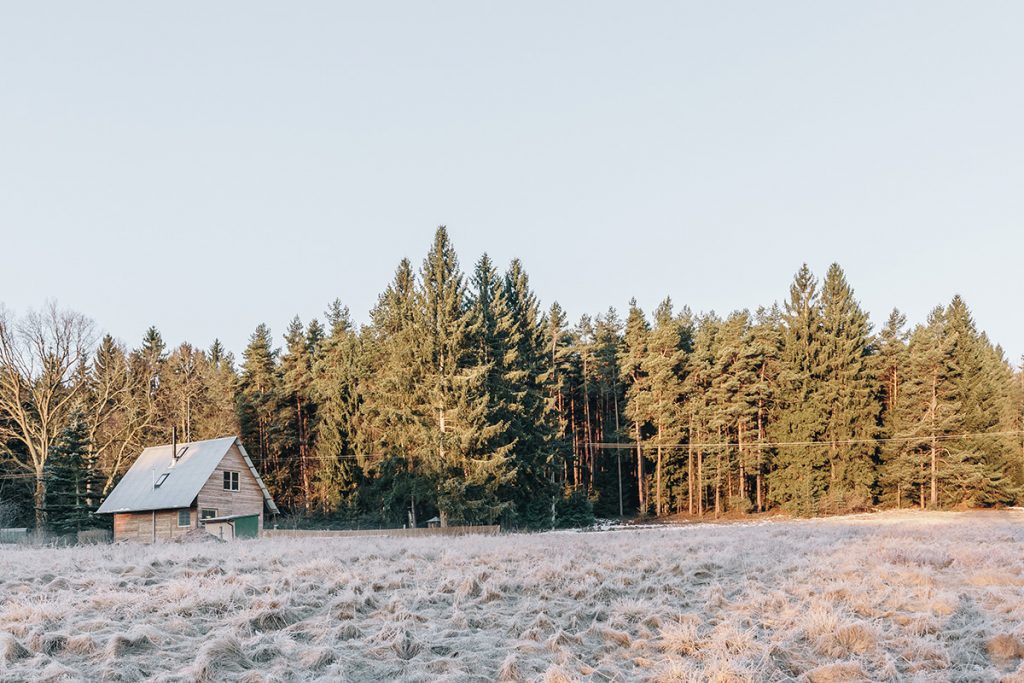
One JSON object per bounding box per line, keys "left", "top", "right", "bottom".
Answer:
{"left": 263, "top": 525, "right": 500, "bottom": 540}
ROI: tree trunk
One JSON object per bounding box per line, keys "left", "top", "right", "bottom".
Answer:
{"left": 614, "top": 392, "right": 623, "bottom": 517}
{"left": 756, "top": 381, "right": 765, "bottom": 513}
{"left": 697, "top": 429, "right": 704, "bottom": 516}
{"left": 687, "top": 412, "right": 694, "bottom": 515}
{"left": 930, "top": 371, "right": 938, "bottom": 508}
{"left": 635, "top": 422, "right": 645, "bottom": 514}
{"left": 714, "top": 427, "right": 722, "bottom": 519}
{"left": 656, "top": 422, "right": 663, "bottom": 517}
{"left": 34, "top": 468, "right": 46, "bottom": 534}
{"left": 297, "top": 396, "right": 310, "bottom": 512}
{"left": 738, "top": 421, "right": 746, "bottom": 503}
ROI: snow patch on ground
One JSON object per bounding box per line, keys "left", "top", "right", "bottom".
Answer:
{"left": 2, "top": 510, "right": 1024, "bottom": 681}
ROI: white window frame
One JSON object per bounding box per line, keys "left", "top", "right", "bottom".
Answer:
{"left": 177, "top": 509, "right": 191, "bottom": 527}
{"left": 200, "top": 508, "right": 218, "bottom": 521}
{"left": 223, "top": 471, "right": 239, "bottom": 492}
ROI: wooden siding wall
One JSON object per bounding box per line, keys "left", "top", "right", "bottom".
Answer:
{"left": 113, "top": 508, "right": 197, "bottom": 542}
{"left": 196, "top": 444, "right": 265, "bottom": 531}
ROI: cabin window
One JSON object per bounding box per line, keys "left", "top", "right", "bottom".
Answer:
{"left": 200, "top": 509, "right": 217, "bottom": 521}
{"left": 223, "top": 471, "right": 239, "bottom": 491}
{"left": 155, "top": 472, "right": 169, "bottom": 488}
{"left": 177, "top": 509, "right": 191, "bottom": 527}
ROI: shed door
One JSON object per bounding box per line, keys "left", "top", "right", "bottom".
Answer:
{"left": 234, "top": 515, "right": 259, "bottom": 539}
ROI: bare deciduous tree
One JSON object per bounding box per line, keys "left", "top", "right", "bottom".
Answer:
{"left": 0, "top": 303, "right": 95, "bottom": 531}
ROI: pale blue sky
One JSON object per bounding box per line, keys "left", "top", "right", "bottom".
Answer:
{"left": 1, "top": 2, "right": 1021, "bottom": 362}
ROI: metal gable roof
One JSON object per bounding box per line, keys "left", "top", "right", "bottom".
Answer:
{"left": 96, "top": 436, "right": 278, "bottom": 515}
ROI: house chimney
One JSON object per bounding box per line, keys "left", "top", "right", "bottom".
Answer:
{"left": 172, "top": 426, "right": 178, "bottom": 460}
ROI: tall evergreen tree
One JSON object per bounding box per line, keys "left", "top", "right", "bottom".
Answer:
{"left": 311, "top": 303, "right": 363, "bottom": 514}
{"left": 620, "top": 300, "right": 651, "bottom": 514}
{"left": 281, "top": 316, "right": 317, "bottom": 511}
{"left": 641, "top": 298, "right": 687, "bottom": 516}
{"left": 769, "top": 265, "right": 826, "bottom": 514}
{"left": 817, "top": 264, "right": 878, "bottom": 508}
{"left": 45, "top": 411, "right": 103, "bottom": 535}
{"left": 502, "top": 259, "right": 557, "bottom": 526}
{"left": 417, "top": 227, "right": 510, "bottom": 524}
{"left": 237, "top": 324, "right": 284, "bottom": 501}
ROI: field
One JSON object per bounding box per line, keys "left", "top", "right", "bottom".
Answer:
{"left": 2, "top": 511, "right": 1024, "bottom": 682}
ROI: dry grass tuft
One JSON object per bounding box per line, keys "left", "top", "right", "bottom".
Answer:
{"left": 660, "top": 620, "right": 702, "bottom": 655}
{"left": 0, "top": 632, "right": 30, "bottom": 664}
{"left": 542, "top": 664, "right": 575, "bottom": 683}
{"left": 802, "top": 661, "right": 870, "bottom": 683}
{"left": 497, "top": 652, "right": 522, "bottom": 682}
{"left": 989, "top": 634, "right": 1024, "bottom": 665}
{"left": 29, "top": 631, "right": 67, "bottom": 655}
{"left": 391, "top": 629, "right": 422, "bottom": 660}
{"left": 190, "top": 633, "right": 252, "bottom": 683}
{"left": 104, "top": 626, "right": 157, "bottom": 660}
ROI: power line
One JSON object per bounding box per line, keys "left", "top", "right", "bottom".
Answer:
{"left": 586, "top": 430, "right": 1024, "bottom": 450}
{"left": 238, "top": 429, "right": 1024, "bottom": 462}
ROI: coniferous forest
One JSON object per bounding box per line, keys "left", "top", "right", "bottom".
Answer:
{"left": 1, "top": 227, "right": 1022, "bottom": 533}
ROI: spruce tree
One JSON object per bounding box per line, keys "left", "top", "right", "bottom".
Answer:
{"left": 817, "top": 264, "right": 878, "bottom": 509}
{"left": 45, "top": 411, "right": 103, "bottom": 535}
{"left": 593, "top": 308, "right": 628, "bottom": 516}
{"left": 237, "top": 324, "right": 284, "bottom": 502}
{"left": 889, "top": 308, "right": 961, "bottom": 508}
{"left": 358, "top": 258, "right": 426, "bottom": 525}
{"left": 416, "top": 228, "right": 510, "bottom": 524}
{"left": 502, "top": 259, "right": 556, "bottom": 527}
{"left": 748, "top": 306, "right": 784, "bottom": 512}
{"left": 641, "top": 298, "right": 687, "bottom": 516}
{"left": 682, "top": 313, "right": 721, "bottom": 516}
{"left": 311, "top": 303, "right": 363, "bottom": 515}
{"left": 199, "top": 340, "right": 239, "bottom": 440}
{"left": 281, "top": 316, "right": 317, "bottom": 511}
{"left": 543, "top": 302, "right": 575, "bottom": 498}
{"left": 769, "top": 265, "right": 826, "bottom": 514}
{"left": 620, "top": 300, "right": 651, "bottom": 514}
{"left": 709, "top": 310, "right": 758, "bottom": 515}
{"left": 876, "top": 309, "right": 911, "bottom": 506}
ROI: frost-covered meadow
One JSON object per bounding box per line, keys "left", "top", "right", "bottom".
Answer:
{"left": 2, "top": 511, "right": 1024, "bottom": 682}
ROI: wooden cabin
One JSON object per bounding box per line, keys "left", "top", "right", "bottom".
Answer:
{"left": 96, "top": 436, "right": 278, "bottom": 542}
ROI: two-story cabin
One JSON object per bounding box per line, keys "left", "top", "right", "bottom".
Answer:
{"left": 96, "top": 436, "right": 278, "bottom": 542}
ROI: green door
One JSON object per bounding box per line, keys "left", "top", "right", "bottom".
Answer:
{"left": 234, "top": 515, "right": 259, "bottom": 539}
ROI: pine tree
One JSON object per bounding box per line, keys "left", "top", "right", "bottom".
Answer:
{"left": 502, "top": 259, "right": 556, "bottom": 527}
{"left": 543, "top": 302, "right": 575, "bottom": 495}
{"left": 237, "top": 324, "right": 284, "bottom": 502}
{"left": 592, "top": 308, "right": 628, "bottom": 516}
{"left": 358, "top": 258, "right": 426, "bottom": 525}
{"left": 748, "top": 306, "right": 783, "bottom": 512}
{"left": 311, "top": 303, "right": 363, "bottom": 514}
{"left": 89, "top": 334, "right": 158, "bottom": 495}
{"left": 199, "top": 340, "right": 239, "bottom": 440}
{"left": 417, "top": 228, "right": 510, "bottom": 524}
{"left": 709, "top": 310, "right": 758, "bottom": 515}
{"left": 281, "top": 316, "right": 317, "bottom": 511}
{"left": 889, "top": 307, "right": 960, "bottom": 508}
{"left": 45, "top": 411, "right": 103, "bottom": 535}
{"left": 769, "top": 265, "right": 826, "bottom": 514}
{"left": 641, "top": 298, "right": 687, "bottom": 516}
{"left": 620, "top": 300, "right": 651, "bottom": 514}
{"left": 682, "top": 314, "right": 720, "bottom": 516}
{"left": 876, "top": 310, "right": 910, "bottom": 506}
{"left": 464, "top": 254, "right": 516, "bottom": 519}
{"left": 942, "top": 297, "right": 1017, "bottom": 505}
{"left": 817, "top": 264, "right": 878, "bottom": 509}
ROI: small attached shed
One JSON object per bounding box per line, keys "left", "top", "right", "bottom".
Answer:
{"left": 96, "top": 436, "right": 278, "bottom": 542}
